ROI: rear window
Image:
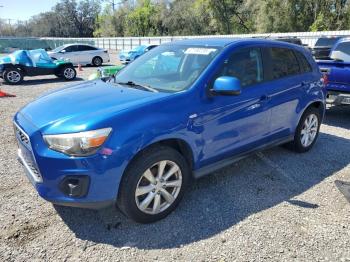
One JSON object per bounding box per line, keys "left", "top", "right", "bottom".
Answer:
{"left": 315, "top": 37, "right": 341, "bottom": 47}
{"left": 270, "top": 48, "right": 300, "bottom": 79}
{"left": 294, "top": 51, "right": 312, "bottom": 73}
{"left": 334, "top": 42, "right": 350, "bottom": 55}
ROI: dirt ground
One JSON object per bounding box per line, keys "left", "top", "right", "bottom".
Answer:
{"left": 0, "top": 53, "right": 350, "bottom": 261}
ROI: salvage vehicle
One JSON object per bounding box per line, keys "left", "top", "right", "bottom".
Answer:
{"left": 48, "top": 44, "right": 110, "bottom": 66}
{"left": 88, "top": 64, "right": 124, "bottom": 81}
{"left": 14, "top": 39, "right": 326, "bottom": 223}
{"left": 311, "top": 36, "right": 343, "bottom": 60}
{"left": 318, "top": 38, "right": 350, "bottom": 106}
{"left": 0, "top": 49, "right": 76, "bottom": 85}
{"left": 119, "top": 44, "right": 158, "bottom": 63}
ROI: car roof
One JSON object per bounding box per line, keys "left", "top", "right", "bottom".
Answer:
{"left": 63, "top": 43, "right": 96, "bottom": 48}
{"left": 168, "top": 38, "right": 303, "bottom": 49}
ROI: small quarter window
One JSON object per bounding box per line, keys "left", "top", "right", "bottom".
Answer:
{"left": 294, "top": 51, "right": 312, "bottom": 73}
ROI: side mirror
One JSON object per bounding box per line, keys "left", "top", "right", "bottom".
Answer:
{"left": 211, "top": 76, "right": 242, "bottom": 96}
{"left": 59, "top": 50, "right": 66, "bottom": 54}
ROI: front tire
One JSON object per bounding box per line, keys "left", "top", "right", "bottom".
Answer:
{"left": 3, "top": 68, "right": 23, "bottom": 85}
{"left": 60, "top": 66, "right": 76, "bottom": 81}
{"left": 117, "top": 146, "right": 190, "bottom": 223}
{"left": 288, "top": 107, "right": 321, "bottom": 153}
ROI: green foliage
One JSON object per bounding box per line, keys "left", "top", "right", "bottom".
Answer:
{"left": 1, "top": 0, "right": 350, "bottom": 37}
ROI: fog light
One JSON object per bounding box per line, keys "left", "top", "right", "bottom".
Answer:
{"left": 59, "top": 176, "right": 90, "bottom": 197}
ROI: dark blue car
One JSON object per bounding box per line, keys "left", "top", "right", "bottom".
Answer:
{"left": 14, "top": 39, "right": 326, "bottom": 223}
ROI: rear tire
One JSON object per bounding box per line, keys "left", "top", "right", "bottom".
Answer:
{"left": 3, "top": 68, "right": 23, "bottom": 85}
{"left": 287, "top": 107, "right": 321, "bottom": 153}
{"left": 92, "top": 56, "right": 103, "bottom": 67}
{"left": 60, "top": 65, "right": 76, "bottom": 81}
{"left": 117, "top": 146, "right": 190, "bottom": 223}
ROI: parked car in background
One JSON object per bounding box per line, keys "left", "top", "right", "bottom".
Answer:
{"left": 0, "top": 49, "right": 76, "bottom": 85}
{"left": 48, "top": 44, "right": 110, "bottom": 66}
{"left": 318, "top": 37, "right": 350, "bottom": 106}
{"left": 311, "top": 36, "right": 343, "bottom": 60}
{"left": 119, "top": 44, "right": 158, "bottom": 63}
{"left": 274, "top": 37, "right": 303, "bottom": 46}
{"left": 14, "top": 39, "right": 325, "bottom": 223}
{"left": 88, "top": 65, "right": 124, "bottom": 80}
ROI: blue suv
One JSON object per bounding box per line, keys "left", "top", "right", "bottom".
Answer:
{"left": 14, "top": 39, "right": 326, "bottom": 223}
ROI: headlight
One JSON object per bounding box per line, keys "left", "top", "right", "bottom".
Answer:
{"left": 43, "top": 128, "right": 112, "bottom": 156}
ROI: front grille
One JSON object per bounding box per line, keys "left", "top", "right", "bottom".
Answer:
{"left": 14, "top": 122, "right": 43, "bottom": 183}
{"left": 27, "top": 161, "right": 40, "bottom": 176}
{"left": 14, "top": 124, "right": 30, "bottom": 146}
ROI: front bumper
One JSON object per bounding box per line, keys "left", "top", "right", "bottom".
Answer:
{"left": 326, "top": 91, "right": 350, "bottom": 106}
{"left": 14, "top": 113, "right": 128, "bottom": 209}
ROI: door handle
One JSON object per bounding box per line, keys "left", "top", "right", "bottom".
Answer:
{"left": 260, "top": 95, "right": 270, "bottom": 101}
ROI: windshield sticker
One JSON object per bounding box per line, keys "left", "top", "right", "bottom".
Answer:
{"left": 185, "top": 48, "right": 217, "bottom": 55}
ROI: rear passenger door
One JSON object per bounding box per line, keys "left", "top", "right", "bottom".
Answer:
{"left": 77, "top": 45, "right": 97, "bottom": 64}
{"left": 264, "top": 47, "right": 310, "bottom": 139}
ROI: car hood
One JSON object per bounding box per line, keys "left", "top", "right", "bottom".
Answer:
{"left": 19, "top": 80, "right": 170, "bottom": 134}
{"left": 119, "top": 50, "right": 134, "bottom": 58}
{"left": 0, "top": 55, "right": 12, "bottom": 64}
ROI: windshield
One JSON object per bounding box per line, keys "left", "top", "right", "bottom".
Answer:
{"left": 315, "top": 37, "right": 341, "bottom": 47}
{"left": 114, "top": 44, "right": 221, "bottom": 93}
{"left": 9, "top": 50, "right": 33, "bottom": 66}
{"left": 29, "top": 49, "right": 53, "bottom": 64}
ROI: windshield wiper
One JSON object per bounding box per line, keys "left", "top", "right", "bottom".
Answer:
{"left": 116, "top": 81, "right": 158, "bottom": 93}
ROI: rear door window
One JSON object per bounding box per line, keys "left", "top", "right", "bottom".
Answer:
{"left": 217, "top": 47, "right": 264, "bottom": 87}
{"left": 294, "top": 51, "right": 312, "bottom": 73}
{"left": 269, "top": 48, "right": 300, "bottom": 79}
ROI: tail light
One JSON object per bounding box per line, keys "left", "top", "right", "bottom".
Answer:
{"left": 319, "top": 68, "right": 330, "bottom": 87}
{"left": 322, "top": 73, "right": 329, "bottom": 86}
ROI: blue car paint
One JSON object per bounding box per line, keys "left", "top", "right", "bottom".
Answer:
{"left": 119, "top": 45, "right": 154, "bottom": 63}
{"left": 317, "top": 38, "right": 350, "bottom": 105}
{"left": 318, "top": 60, "right": 350, "bottom": 92}
{"left": 14, "top": 38, "right": 325, "bottom": 208}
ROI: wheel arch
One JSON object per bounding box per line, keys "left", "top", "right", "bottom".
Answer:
{"left": 295, "top": 100, "right": 325, "bottom": 133}
{"left": 3, "top": 64, "right": 27, "bottom": 75}
{"left": 123, "top": 138, "right": 195, "bottom": 180}
{"left": 92, "top": 56, "right": 103, "bottom": 63}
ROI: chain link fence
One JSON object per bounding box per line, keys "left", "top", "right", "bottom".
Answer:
{"left": 1, "top": 30, "right": 350, "bottom": 53}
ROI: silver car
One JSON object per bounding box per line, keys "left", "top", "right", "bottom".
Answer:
{"left": 48, "top": 44, "right": 110, "bottom": 66}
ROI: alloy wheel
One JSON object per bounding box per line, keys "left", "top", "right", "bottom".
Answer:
{"left": 64, "top": 68, "right": 75, "bottom": 79}
{"left": 135, "top": 160, "right": 182, "bottom": 215}
{"left": 300, "top": 113, "right": 319, "bottom": 147}
{"left": 7, "top": 71, "right": 21, "bottom": 83}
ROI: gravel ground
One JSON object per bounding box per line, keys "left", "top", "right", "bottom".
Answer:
{"left": 0, "top": 55, "right": 350, "bottom": 261}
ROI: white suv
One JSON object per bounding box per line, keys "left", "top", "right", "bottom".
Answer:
{"left": 48, "top": 44, "right": 110, "bottom": 66}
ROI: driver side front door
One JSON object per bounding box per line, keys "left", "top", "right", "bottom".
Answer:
{"left": 196, "top": 47, "right": 272, "bottom": 168}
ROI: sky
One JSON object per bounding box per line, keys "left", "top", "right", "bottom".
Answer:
{"left": 0, "top": 0, "right": 61, "bottom": 21}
